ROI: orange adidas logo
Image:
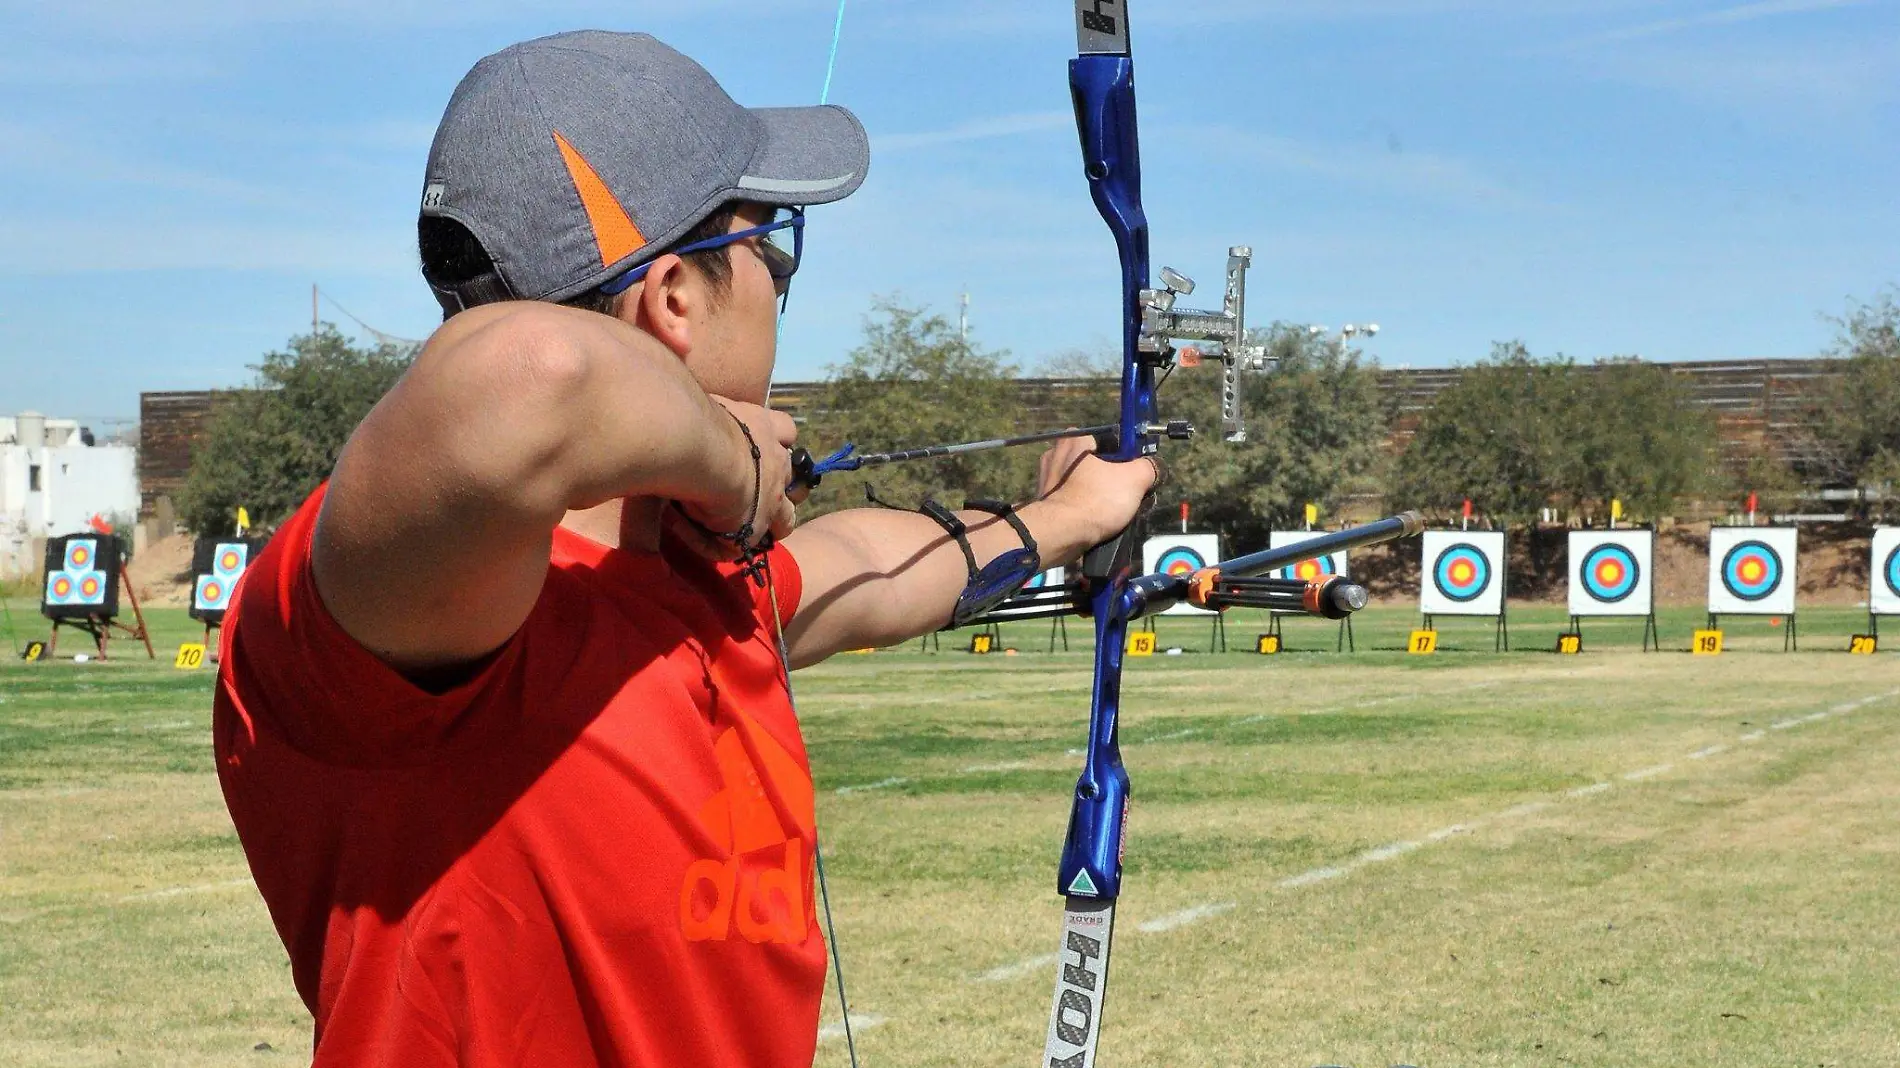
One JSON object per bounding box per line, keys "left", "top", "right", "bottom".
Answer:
{"left": 678, "top": 714, "right": 817, "bottom": 945}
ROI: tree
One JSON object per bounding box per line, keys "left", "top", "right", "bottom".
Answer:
{"left": 179, "top": 326, "right": 414, "bottom": 536}
{"left": 1804, "top": 291, "right": 1900, "bottom": 494}
{"left": 1569, "top": 359, "right": 1721, "bottom": 522}
{"left": 1163, "top": 324, "right": 1388, "bottom": 551}
{"left": 799, "top": 300, "right": 1032, "bottom": 514}
{"left": 1391, "top": 342, "right": 1577, "bottom": 528}
{"left": 1392, "top": 345, "right": 1719, "bottom": 529}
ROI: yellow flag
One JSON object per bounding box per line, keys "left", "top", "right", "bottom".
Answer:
{"left": 1610, "top": 499, "right": 1623, "bottom": 521}
{"left": 236, "top": 507, "right": 251, "bottom": 532}
{"left": 1304, "top": 503, "right": 1318, "bottom": 528}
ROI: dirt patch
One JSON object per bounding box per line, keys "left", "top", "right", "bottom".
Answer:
{"left": 125, "top": 534, "right": 197, "bottom": 608}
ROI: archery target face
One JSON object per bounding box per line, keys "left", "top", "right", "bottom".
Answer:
{"left": 45, "top": 572, "right": 75, "bottom": 604}
{"left": 1873, "top": 529, "right": 1900, "bottom": 617}
{"left": 1567, "top": 531, "right": 1653, "bottom": 617}
{"left": 1707, "top": 527, "right": 1797, "bottom": 615}
{"left": 1419, "top": 530, "right": 1506, "bottom": 616}
{"left": 214, "top": 543, "right": 249, "bottom": 578}
{"left": 194, "top": 574, "right": 232, "bottom": 613}
{"left": 64, "top": 538, "right": 96, "bottom": 573}
{"left": 1268, "top": 531, "right": 1349, "bottom": 584}
{"left": 1144, "top": 534, "right": 1222, "bottom": 616}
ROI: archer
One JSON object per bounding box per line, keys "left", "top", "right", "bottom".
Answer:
{"left": 211, "top": 30, "right": 1156, "bottom": 1068}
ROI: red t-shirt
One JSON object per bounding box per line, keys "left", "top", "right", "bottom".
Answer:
{"left": 214, "top": 486, "right": 826, "bottom": 1067}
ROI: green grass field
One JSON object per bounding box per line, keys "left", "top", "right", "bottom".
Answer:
{"left": 3, "top": 601, "right": 1898, "bottom": 1066}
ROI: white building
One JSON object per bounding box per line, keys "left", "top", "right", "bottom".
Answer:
{"left": 1, "top": 413, "right": 139, "bottom": 578}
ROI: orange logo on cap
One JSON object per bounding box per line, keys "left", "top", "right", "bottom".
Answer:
{"left": 552, "top": 131, "right": 648, "bottom": 268}
{"left": 678, "top": 713, "right": 817, "bottom": 945}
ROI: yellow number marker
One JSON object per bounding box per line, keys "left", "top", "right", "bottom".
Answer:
{"left": 1255, "top": 634, "right": 1282, "bottom": 656}
{"left": 1557, "top": 633, "right": 1583, "bottom": 655}
{"left": 174, "top": 643, "right": 207, "bottom": 670}
{"left": 1692, "top": 630, "right": 1724, "bottom": 656}
{"left": 969, "top": 634, "right": 995, "bottom": 655}
{"left": 1126, "top": 632, "right": 1157, "bottom": 657}
{"left": 1849, "top": 635, "right": 1878, "bottom": 656}
{"left": 1407, "top": 630, "right": 1439, "bottom": 655}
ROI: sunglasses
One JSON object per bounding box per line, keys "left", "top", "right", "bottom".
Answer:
{"left": 602, "top": 208, "right": 805, "bottom": 298}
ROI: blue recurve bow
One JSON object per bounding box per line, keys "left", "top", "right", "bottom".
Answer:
{"left": 1041, "top": 5, "right": 1153, "bottom": 1066}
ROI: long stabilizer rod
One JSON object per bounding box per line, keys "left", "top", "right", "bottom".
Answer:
{"left": 1211, "top": 511, "right": 1424, "bottom": 580}
{"left": 1122, "top": 511, "right": 1424, "bottom": 620}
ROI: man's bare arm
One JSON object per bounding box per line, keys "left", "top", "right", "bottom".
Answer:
{"left": 779, "top": 440, "right": 1153, "bottom": 666}
{"left": 312, "top": 302, "right": 771, "bottom": 672}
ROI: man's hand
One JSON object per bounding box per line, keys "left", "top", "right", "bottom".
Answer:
{"left": 672, "top": 399, "right": 798, "bottom": 560}
{"left": 1035, "top": 433, "right": 1159, "bottom": 551}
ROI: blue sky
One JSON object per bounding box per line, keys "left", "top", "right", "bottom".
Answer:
{"left": 3, "top": 0, "right": 1896, "bottom": 425}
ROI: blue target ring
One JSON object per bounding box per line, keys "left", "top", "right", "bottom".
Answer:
{"left": 1885, "top": 546, "right": 1900, "bottom": 599}
{"left": 1579, "top": 544, "right": 1640, "bottom": 604}
{"left": 1433, "top": 544, "right": 1492, "bottom": 603}
{"left": 1720, "top": 541, "right": 1782, "bottom": 602}
{"left": 1155, "top": 547, "right": 1207, "bottom": 578}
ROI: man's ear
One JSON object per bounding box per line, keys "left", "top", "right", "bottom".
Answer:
{"left": 625, "top": 253, "right": 699, "bottom": 358}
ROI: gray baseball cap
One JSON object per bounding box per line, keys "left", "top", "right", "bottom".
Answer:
{"left": 420, "top": 30, "right": 869, "bottom": 314}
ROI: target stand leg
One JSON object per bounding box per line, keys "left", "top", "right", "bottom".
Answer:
{"left": 1209, "top": 611, "right": 1228, "bottom": 654}
{"left": 1786, "top": 613, "right": 1798, "bottom": 653}
{"left": 1643, "top": 614, "right": 1659, "bottom": 652}
{"left": 1496, "top": 609, "right": 1510, "bottom": 652}
{"left": 1338, "top": 615, "right": 1354, "bottom": 653}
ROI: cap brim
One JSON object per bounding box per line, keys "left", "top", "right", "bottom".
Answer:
{"left": 731, "top": 104, "right": 869, "bottom": 207}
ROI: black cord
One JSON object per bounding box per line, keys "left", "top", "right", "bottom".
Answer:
{"left": 676, "top": 410, "right": 772, "bottom": 586}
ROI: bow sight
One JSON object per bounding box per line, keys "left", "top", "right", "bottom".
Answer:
{"left": 1141, "top": 249, "right": 1273, "bottom": 443}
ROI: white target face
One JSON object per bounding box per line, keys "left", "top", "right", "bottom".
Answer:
{"left": 194, "top": 574, "right": 232, "bottom": 613}
{"left": 1871, "top": 529, "right": 1900, "bottom": 617}
{"left": 1267, "top": 531, "right": 1349, "bottom": 584}
{"left": 1567, "top": 531, "right": 1653, "bottom": 618}
{"left": 1143, "top": 534, "right": 1222, "bottom": 616}
{"left": 213, "top": 543, "right": 250, "bottom": 578}
{"left": 1419, "top": 530, "right": 1506, "bottom": 617}
{"left": 1707, "top": 527, "right": 1797, "bottom": 616}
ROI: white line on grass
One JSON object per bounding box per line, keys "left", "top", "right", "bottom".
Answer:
{"left": 1358, "top": 840, "right": 1422, "bottom": 864}
{"left": 1622, "top": 764, "right": 1673, "bottom": 781}
{"left": 976, "top": 952, "right": 1059, "bottom": 983}
{"left": 1426, "top": 823, "right": 1477, "bottom": 841}
{"left": 960, "top": 761, "right": 1037, "bottom": 774}
{"left": 1687, "top": 745, "right": 1728, "bottom": 761}
{"left": 818, "top": 1014, "right": 888, "bottom": 1042}
{"left": 835, "top": 777, "right": 908, "bottom": 796}
{"left": 1567, "top": 782, "right": 1613, "bottom": 798}
{"left": 1277, "top": 866, "right": 1348, "bottom": 889}
{"left": 1137, "top": 901, "right": 1236, "bottom": 933}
